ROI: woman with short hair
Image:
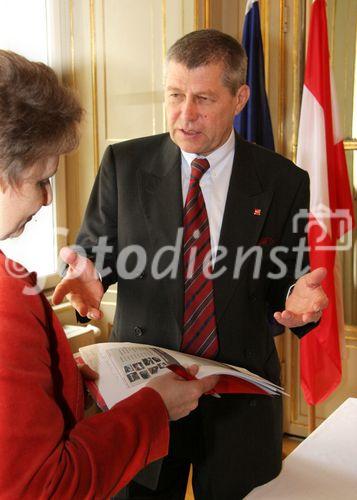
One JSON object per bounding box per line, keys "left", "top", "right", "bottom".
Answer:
{"left": 0, "top": 50, "right": 216, "bottom": 499}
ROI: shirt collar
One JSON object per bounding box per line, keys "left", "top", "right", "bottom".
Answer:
{"left": 180, "top": 129, "right": 235, "bottom": 178}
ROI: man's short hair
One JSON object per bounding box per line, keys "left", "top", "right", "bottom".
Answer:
{"left": 166, "top": 29, "right": 247, "bottom": 95}
{"left": 0, "top": 50, "right": 83, "bottom": 186}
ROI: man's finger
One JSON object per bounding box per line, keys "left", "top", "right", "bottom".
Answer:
{"left": 274, "top": 310, "right": 303, "bottom": 327}
{"left": 74, "top": 300, "right": 90, "bottom": 318}
{"left": 53, "top": 284, "right": 86, "bottom": 314}
{"left": 52, "top": 279, "right": 82, "bottom": 306}
{"left": 302, "top": 311, "right": 322, "bottom": 324}
{"left": 67, "top": 293, "right": 102, "bottom": 319}
{"left": 275, "top": 308, "right": 323, "bottom": 327}
{"left": 305, "top": 267, "right": 327, "bottom": 288}
{"left": 273, "top": 312, "right": 283, "bottom": 324}
{"left": 281, "top": 310, "right": 293, "bottom": 321}
{"left": 52, "top": 280, "right": 71, "bottom": 305}
{"left": 87, "top": 308, "right": 103, "bottom": 320}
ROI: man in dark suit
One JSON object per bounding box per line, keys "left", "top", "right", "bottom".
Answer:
{"left": 54, "top": 30, "right": 327, "bottom": 499}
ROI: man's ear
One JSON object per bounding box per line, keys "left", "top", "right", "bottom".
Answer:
{"left": 234, "top": 84, "right": 250, "bottom": 115}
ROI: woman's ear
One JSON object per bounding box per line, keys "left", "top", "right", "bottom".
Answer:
{"left": 0, "top": 175, "right": 7, "bottom": 193}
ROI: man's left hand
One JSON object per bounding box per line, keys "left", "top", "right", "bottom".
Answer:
{"left": 274, "top": 267, "right": 328, "bottom": 328}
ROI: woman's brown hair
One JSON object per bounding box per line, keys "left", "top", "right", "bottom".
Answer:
{"left": 0, "top": 50, "right": 83, "bottom": 185}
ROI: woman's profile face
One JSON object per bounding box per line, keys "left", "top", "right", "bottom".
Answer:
{"left": 0, "top": 156, "right": 59, "bottom": 240}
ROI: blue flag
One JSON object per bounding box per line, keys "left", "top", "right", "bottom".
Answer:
{"left": 234, "top": 0, "right": 274, "bottom": 150}
{"left": 236, "top": 1, "right": 283, "bottom": 335}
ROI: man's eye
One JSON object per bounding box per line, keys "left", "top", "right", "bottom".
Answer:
{"left": 198, "top": 96, "right": 209, "bottom": 101}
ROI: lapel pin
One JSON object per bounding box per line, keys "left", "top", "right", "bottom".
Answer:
{"left": 253, "top": 208, "right": 262, "bottom": 216}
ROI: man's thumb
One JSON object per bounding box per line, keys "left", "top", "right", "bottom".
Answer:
{"left": 59, "top": 245, "right": 90, "bottom": 279}
{"left": 306, "top": 267, "right": 327, "bottom": 288}
{"left": 60, "top": 246, "right": 80, "bottom": 267}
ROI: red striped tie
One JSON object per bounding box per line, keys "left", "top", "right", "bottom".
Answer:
{"left": 180, "top": 158, "right": 218, "bottom": 359}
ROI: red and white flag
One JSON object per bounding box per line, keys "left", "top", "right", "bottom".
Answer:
{"left": 297, "top": 0, "right": 355, "bottom": 405}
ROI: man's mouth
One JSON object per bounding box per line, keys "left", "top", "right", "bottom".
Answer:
{"left": 180, "top": 129, "right": 201, "bottom": 136}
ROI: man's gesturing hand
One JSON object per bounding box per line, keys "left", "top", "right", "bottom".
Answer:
{"left": 52, "top": 247, "right": 104, "bottom": 320}
{"left": 147, "top": 366, "right": 219, "bottom": 421}
{"left": 274, "top": 267, "right": 328, "bottom": 328}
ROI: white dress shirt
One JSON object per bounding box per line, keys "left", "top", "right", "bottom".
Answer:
{"left": 180, "top": 129, "right": 235, "bottom": 265}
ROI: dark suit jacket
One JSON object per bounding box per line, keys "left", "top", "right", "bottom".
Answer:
{"left": 77, "top": 132, "right": 313, "bottom": 496}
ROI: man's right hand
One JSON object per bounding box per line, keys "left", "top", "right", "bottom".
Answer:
{"left": 147, "top": 365, "right": 219, "bottom": 421}
{"left": 52, "top": 247, "right": 104, "bottom": 320}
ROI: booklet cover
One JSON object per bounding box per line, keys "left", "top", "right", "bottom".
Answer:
{"left": 77, "top": 342, "right": 287, "bottom": 411}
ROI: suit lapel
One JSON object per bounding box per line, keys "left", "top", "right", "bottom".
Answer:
{"left": 214, "top": 135, "right": 273, "bottom": 322}
{"left": 137, "top": 135, "right": 184, "bottom": 330}
{"left": 137, "top": 134, "right": 274, "bottom": 330}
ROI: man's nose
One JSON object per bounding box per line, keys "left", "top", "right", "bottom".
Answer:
{"left": 182, "top": 99, "right": 198, "bottom": 122}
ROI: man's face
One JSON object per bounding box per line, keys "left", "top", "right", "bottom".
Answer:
{"left": 165, "top": 61, "right": 249, "bottom": 156}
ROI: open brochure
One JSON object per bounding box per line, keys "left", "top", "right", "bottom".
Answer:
{"left": 77, "top": 342, "right": 287, "bottom": 411}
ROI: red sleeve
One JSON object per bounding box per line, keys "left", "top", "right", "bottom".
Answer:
{"left": 0, "top": 276, "right": 169, "bottom": 499}
{"left": 66, "top": 388, "right": 168, "bottom": 498}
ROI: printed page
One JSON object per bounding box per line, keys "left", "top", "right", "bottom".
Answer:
{"left": 79, "top": 342, "right": 286, "bottom": 409}
{"left": 79, "top": 343, "right": 176, "bottom": 408}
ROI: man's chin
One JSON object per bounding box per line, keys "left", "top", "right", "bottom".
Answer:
{"left": 172, "top": 132, "right": 205, "bottom": 154}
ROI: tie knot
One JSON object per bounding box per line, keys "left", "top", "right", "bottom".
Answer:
{"left": 191, "top": 158, "right": 210, "bottom": 182}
